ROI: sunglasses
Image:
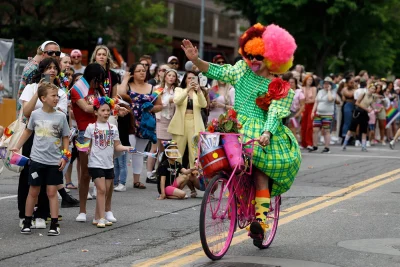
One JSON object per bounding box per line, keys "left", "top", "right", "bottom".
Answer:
{"left": 216, "top": 61, "right": 225, "bottom": 65}
{"left": 169, "top": 62, "right": 178, "bottom": 65}
{"left": 72, "top": 56, "right": 81, "bottom": 59}
{"left": 141, "top": 63, "right": 149, "bottom": 67}
{"left": 44, "top": 50, "right": 61, "bottom": 56}
{"left": 159, "top": 69, "right": 167, "bottom": 72}
{"left": 247, "top": 54, "right": 264, "bottom": 61}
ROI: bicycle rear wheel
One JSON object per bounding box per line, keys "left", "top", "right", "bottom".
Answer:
{"left": 259, "top": 195, "right": 281, "bottom": 249}
{"left": 199, "top": 174, "right": 237, "bottom": 260}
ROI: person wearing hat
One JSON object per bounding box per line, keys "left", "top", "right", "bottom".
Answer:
{"left": 17, "top": 41, "right": 60, "bottom": 109}
{"left": 156, "top": 141, "right": 197, "bottom": 200}
{"left": 311, "top": 77, "right": 340, "bottom": 153}
{"left": 71, "top": 49, "right": 86, "bottom": 74}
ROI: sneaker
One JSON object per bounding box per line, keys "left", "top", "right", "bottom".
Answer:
{"left": 355, "top": 140, "right": 361, "bottom": 147}
{"left": 92, "top": 186, "right": 97, "bottom": 199}
{"left": 93, "top": 218, "right": 112, "bottom": 226}
{"left": 342, "top": 146, "right": 346, "bottom": 151}
{"left": 248, "top": 221, "right": 269, "bottom": 248}
{"left": 92, "top": 219, "right": 99, "bottom": 225}
{"left": 382, "top": 141, "right": 386, "bottom": 146}
{"left": 87, "top": 192, "right": 93, "bottom": 200}
{"left": 61, "top": 194, "right": 80, "bottom": 208}
{"left": 35, "top": 218, "right": 46, "bottom": 229}
{"left": 97, "top": 218, "right": 106, "bottom": 228}
{"left": 76, "top": 213, "right": 87, "bottom": 222}
{"left": 105, "top": 211, "right": 117, "bottom": 223}
{"left": 390, "top": 140, "right": 395, "bottom": 150}
{"left": 366, "top": 141, "right": 371, "bottom": 147}
{"left": 20, "top": 220, "right": 32, "bottom": 235}
{"left": 361, "top": 147, "right": 368, "bottom": 152}
{"left": 46, "top": 215, "right": 63, "bottom": 222}
{"left": 19, "top": 218, "right": 36, "bottom": 229}
{"left": 114, "top": 184, "right": 126, "bottom": 192}
{"left": 307, "top": 146, "right": 318, "bottom": 152}
{"left": 48, "top": 223, "right": 60, "bottom": 236}
{"left": 146, "top": 177, "right": 158, "bottom": 184}
{"left": 321, "top": 147, "right": 330, "bottom": 153}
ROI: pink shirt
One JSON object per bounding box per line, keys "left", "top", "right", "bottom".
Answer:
{"left": 290, "top": 89, "right": 305, "bottom": 112}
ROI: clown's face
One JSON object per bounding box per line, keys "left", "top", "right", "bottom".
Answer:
{"left": 246, "top": 54, "right": 266, "bottom": 73}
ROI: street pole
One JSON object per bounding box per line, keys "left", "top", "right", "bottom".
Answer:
{"left": 199, "top": 0, "right": 205, "bottom": 58}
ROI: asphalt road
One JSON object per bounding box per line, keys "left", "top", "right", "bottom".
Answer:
{"left": 1, "top": 144, "right": 400, "bottom": 267}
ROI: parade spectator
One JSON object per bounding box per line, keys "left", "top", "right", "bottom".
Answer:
{"left": 18, "top": 58, "right": 76, "bottom": 228}
{"left": 148, "top": 64, "right": 169, "bottom": 87}
{"left": 156, "top": 69, "right": 179, "bottom": 154}
{"left": 168, "top": 71, "right": 207, "bottom": 171}
{"left": 311, "top": 77, "right": 338, "bottom": 153}
{"left": 340, "top": 76, "right": 356, "bottom": 142}
{"left": 292, "top": 64, "right": 306, "bottom": 83}
{"left": 287, "top": 77, "right": 305, "bottom": 142}
{"left": 84, "top": 96, "right": 132, "bottom": 227}
{"left": 118, "top": 63, "right": 162, "bottom": 189}
{"left": 139, "top": 56, "right": 152, "bottom": 82}
{"left": 343, "top": 83, "right": 377, "bottom": 151}
{"left": 71, "top": 49, "right": 86, "bottom": 74}
{"left": 60, "top": 53, "right": 72, "bottom": 72}
{"left": 168, "top": 56, "right": 179, "bottom": 70}
{"left": 301, "top": 75, "right": 317, "bottom": 151}
{"left": 113, "top": 93, "right": 135, "bottom": 192}
{"left": 15, "top": 82, "right": 70, "bottom": 236}
{"left": 375, "top": 83, "right": 387, "bottom": 144}
{"left": 90, "top": 45, "right": 120, "bottom": 97}
{"left": 18, "top": 41, "right": 60, "bottom": 110}
{"left": 207, "top": 79, "right": 234, "bottom": 122}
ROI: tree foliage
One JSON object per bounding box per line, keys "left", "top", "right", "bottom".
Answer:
{"left": 0, "top": 0, "right": 167, "bottom": 59}
{"left": 215, "top": 0, "right": 400, "bottom": 77}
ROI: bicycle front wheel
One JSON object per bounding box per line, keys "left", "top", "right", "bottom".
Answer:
{"left": 199, "top": 174, "right": 237, "bottom": 260}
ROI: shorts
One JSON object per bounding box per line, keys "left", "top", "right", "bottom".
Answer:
{"left": 313, "top": 114, "right": 333, "bottom": 129}
{"left": 349, "top": 109, "right": 369, "bottom": 134}
{"left": 165, "top": 180, "right": 179, "bottom": 196}
{"left": 88, "top": 167, "right": 115, "bottom": 181}
{"left": 29, "top": 161, "right": 63, "bottom": 186}
{"left": 368, "top": 124, "right": 376, "bottom": 131}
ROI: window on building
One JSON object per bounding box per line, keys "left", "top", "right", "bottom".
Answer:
{"left": 218, "top": 15, "right": 236, "bottom": 39}
{"left": 174, "top": 3, "right": 213, "bottom": 37}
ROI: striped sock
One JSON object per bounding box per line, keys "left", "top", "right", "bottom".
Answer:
{"left": 255, "top": 189, "right": 271, "bottom": 223}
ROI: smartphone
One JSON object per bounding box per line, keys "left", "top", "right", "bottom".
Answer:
{"left": 198, "top": 73, "right": 208, "bottom": 87}
{"left": 42, "top": 74, "right": 51, "bottom": 83}
{"left": 192, "top": 76, "right": 199, "bottom": 85}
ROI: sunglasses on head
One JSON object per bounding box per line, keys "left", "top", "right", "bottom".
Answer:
{"left": 247, "top": 54, "right": 264, "bottom": 61}
{"left": 44, "top": 50, "right": 61, "bottom": 56}
{"left": 170, "top": 62, "right": 178, "bottom": 65}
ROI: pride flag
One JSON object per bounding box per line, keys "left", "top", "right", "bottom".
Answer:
{"left": 9, "top": 152, "right": 29, "bottom": 166}
{"left": 386, "top": 106, "right": 400, "bottom": 128}
{"left": 151, "top": 87, "right": 164, "bottom": 103}
{"left": 3, "top": 127, "right": 14, "bottom": 138}
{"left": 75, "top": 139, "right": 90, "bottom": 152}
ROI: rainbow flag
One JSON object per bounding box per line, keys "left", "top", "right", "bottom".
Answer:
{"left": 75, "top": 139, "right": 90, "bottom": 152}
{"left": 9, "top": 152, "right": 29, "bottom": 166}
{"left": 386, "top": 106, "right": 400, "bottom": 128}
{"left": 3, "top": 127, "right": 14, "bottom": 138}
{"left": 151, "top": 87, "right": 164, "bottom": 103}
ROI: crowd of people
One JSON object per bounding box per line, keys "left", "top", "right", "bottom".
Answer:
{"left": 2, "top": 34, "right": 399, "bottom": 237}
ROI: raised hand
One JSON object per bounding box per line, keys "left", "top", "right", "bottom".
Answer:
{"left": 181, "top": 39, "right": 199, "bottom": 62}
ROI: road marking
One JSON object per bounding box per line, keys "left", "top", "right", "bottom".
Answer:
{"left": 302, "top": 153, "right": 400, "bottom": 159}
{"left": 163, "top": 174, "right": 400, "bottom": 266}
{"left": 131, "top": 168, "right": 400, "bottom": 267}
{"left": 0, "top": 195, "right": 17, "bottom": 200}
{"left": 154, "top": 211, "right": 179, "bottom": 215}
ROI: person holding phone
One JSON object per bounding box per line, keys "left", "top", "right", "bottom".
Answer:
{"left": 168, "top": 71, "right": 207, "bottom": 176}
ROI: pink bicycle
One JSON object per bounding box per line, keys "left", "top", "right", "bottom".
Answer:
{"left": 196, "top": 132, "right": 281, "bottom": 260}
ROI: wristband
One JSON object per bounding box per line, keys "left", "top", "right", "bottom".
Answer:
{"left": 61, "top": 149, "right": 72, "bottom": 162}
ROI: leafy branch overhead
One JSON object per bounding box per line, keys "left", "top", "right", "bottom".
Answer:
{"left": 214, "top": 0, "right": 400, "bottom": 76}
{"left": 0, "top": 0, "right": 167, "bottom": 58}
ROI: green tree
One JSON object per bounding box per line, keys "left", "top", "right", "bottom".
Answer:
{"left": 215, "top": 0, "right": 400, "bottom": 77}
{"left": 0, "top": 0, "right": 167, "bottom": 60}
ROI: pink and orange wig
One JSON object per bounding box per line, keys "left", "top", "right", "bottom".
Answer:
{"left": 238, "top": 23, "right": 297, "bottom": 74}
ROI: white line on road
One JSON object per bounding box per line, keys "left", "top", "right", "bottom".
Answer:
{"left": 302, "top": 153, "right": 400, "bottom": 159}
{"left": 0, "top": 195, "right": 17, "bottom": 200}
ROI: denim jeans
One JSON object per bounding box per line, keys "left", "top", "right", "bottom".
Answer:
{"left": 342, "top": 102, "right": 355, "bottom": 137}
{"left": 114, "top": 152, "right": 127, "bottom": 185}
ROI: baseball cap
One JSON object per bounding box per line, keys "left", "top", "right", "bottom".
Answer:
{"left": 212, "top": 54, "right": 225, "bottom": 63}
{"left": 71, "top": 49, "right": 82, "bottom": 57}
{"left": 40, "top": 40, "right": 59, "bottom": 51}
{"left": 168, "top": 56, "right": 178, "bottom": 63}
